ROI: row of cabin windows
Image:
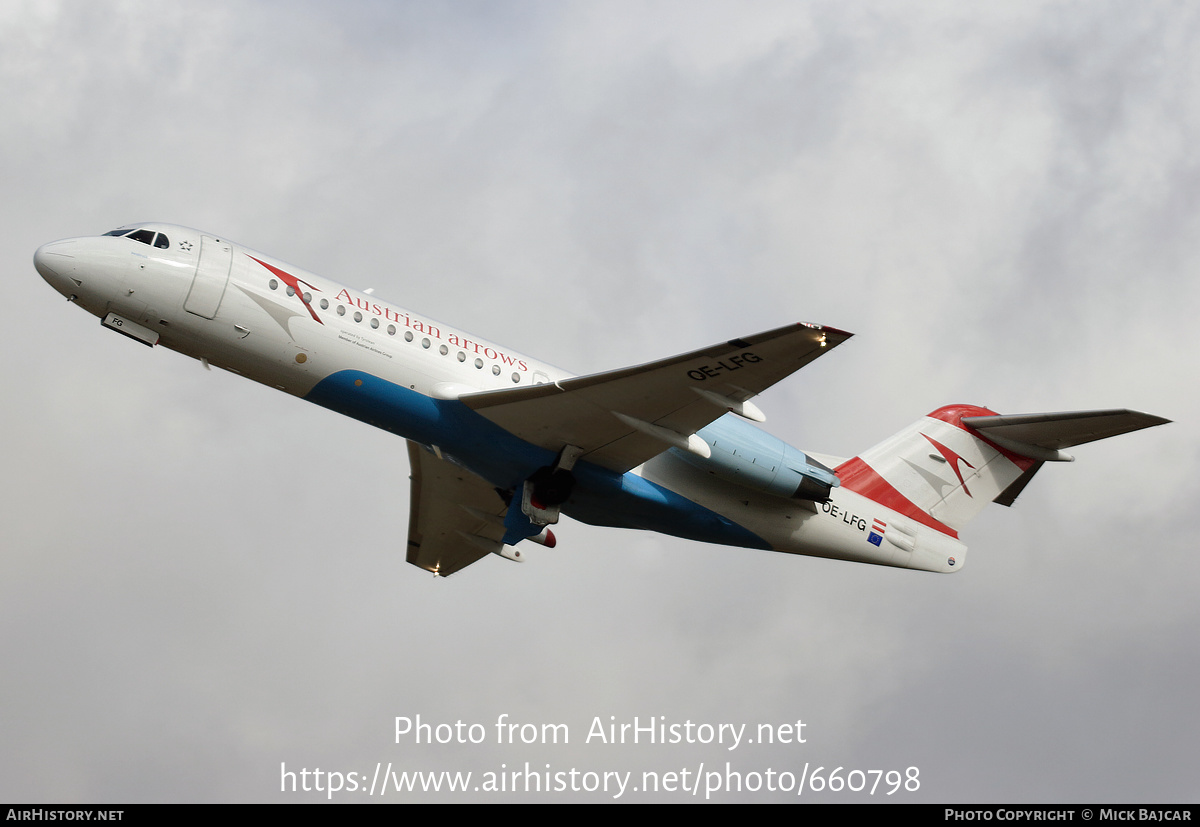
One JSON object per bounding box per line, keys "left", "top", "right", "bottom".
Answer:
{"left": 99, "top": 232, "right": 524, "bottom": 383}
{"left": 266, "top": 278, "right": 520, "bottom": 383}
{"left": 105, "top": 228, "right": 170, "bottom": 249}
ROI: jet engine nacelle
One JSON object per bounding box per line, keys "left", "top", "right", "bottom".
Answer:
{"left": 680, "top": 421, "right": 839, "bottom": 503}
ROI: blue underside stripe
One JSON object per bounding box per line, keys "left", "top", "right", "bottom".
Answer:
{"left": 303, "top": 370, "right": 771, "bottom": 551}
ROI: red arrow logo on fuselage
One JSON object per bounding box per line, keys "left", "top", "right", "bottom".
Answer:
{"left": 249, "top": 256, "right": 323, "bottom": 325}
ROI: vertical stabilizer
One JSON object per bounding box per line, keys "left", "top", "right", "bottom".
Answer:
{"left": 835, "top": 405, "right": 1038, "bottom": 536}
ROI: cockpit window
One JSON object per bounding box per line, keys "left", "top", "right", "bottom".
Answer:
{"left": 124, "top": 229, "right": 160, "bottom": 246}
{"left": 104, "top": 227, "right": 168, "bottom": 249}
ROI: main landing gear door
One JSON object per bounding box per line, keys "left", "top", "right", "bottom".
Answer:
{"left": 184, "top": 236, "right": 232, "bottom": 320}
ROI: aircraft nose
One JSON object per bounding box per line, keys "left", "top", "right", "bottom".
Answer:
{"left": 34, "top": 240, "right": 75, "bottom": 283}
{"left": 34, "top": 240, "right": 85, "bottom": 301}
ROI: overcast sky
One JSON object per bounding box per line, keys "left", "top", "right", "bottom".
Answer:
{"left": 2, "top": 0, "right": 1196, "bottom": 803}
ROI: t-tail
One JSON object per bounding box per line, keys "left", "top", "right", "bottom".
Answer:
{"left": 832, "top": 405, "right": 1169, "bottom": 570}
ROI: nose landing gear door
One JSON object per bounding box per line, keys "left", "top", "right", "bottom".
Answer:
{"left": 184, "top": 236, "right": 232, "bottom": 319}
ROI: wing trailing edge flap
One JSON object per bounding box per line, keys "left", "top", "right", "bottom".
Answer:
{"left": 405, "top": 440, "right": 517, "bottom": 576}
{"left": 460, "top": 322, "right": 853, "bottom": 473}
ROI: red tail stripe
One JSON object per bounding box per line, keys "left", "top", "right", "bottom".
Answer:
{"left": 833, "top": 457, "right": 960, "bottom": 538}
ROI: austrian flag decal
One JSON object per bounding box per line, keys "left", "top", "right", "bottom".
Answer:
{"left": 868, "top": 518, "right": 887, "bottom": 547}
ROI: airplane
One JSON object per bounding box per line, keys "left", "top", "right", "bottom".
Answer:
{"left": 34, "top": 223, "right": 1169, "bottom": 576}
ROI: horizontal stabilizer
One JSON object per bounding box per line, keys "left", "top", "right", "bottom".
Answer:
{"left": 963, "top": 409, "right": 1170, "bottom": 461}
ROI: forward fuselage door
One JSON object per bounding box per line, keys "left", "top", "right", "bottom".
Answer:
{"left": 184, "top": 235, "right": 232, "bottom": 319}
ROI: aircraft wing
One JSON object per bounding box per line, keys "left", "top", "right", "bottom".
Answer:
{"left": 461, "top": 323, "right": 852, "bottom": 473}
{"left": 405, "top": 440, "right": 509, "bottom": 576}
